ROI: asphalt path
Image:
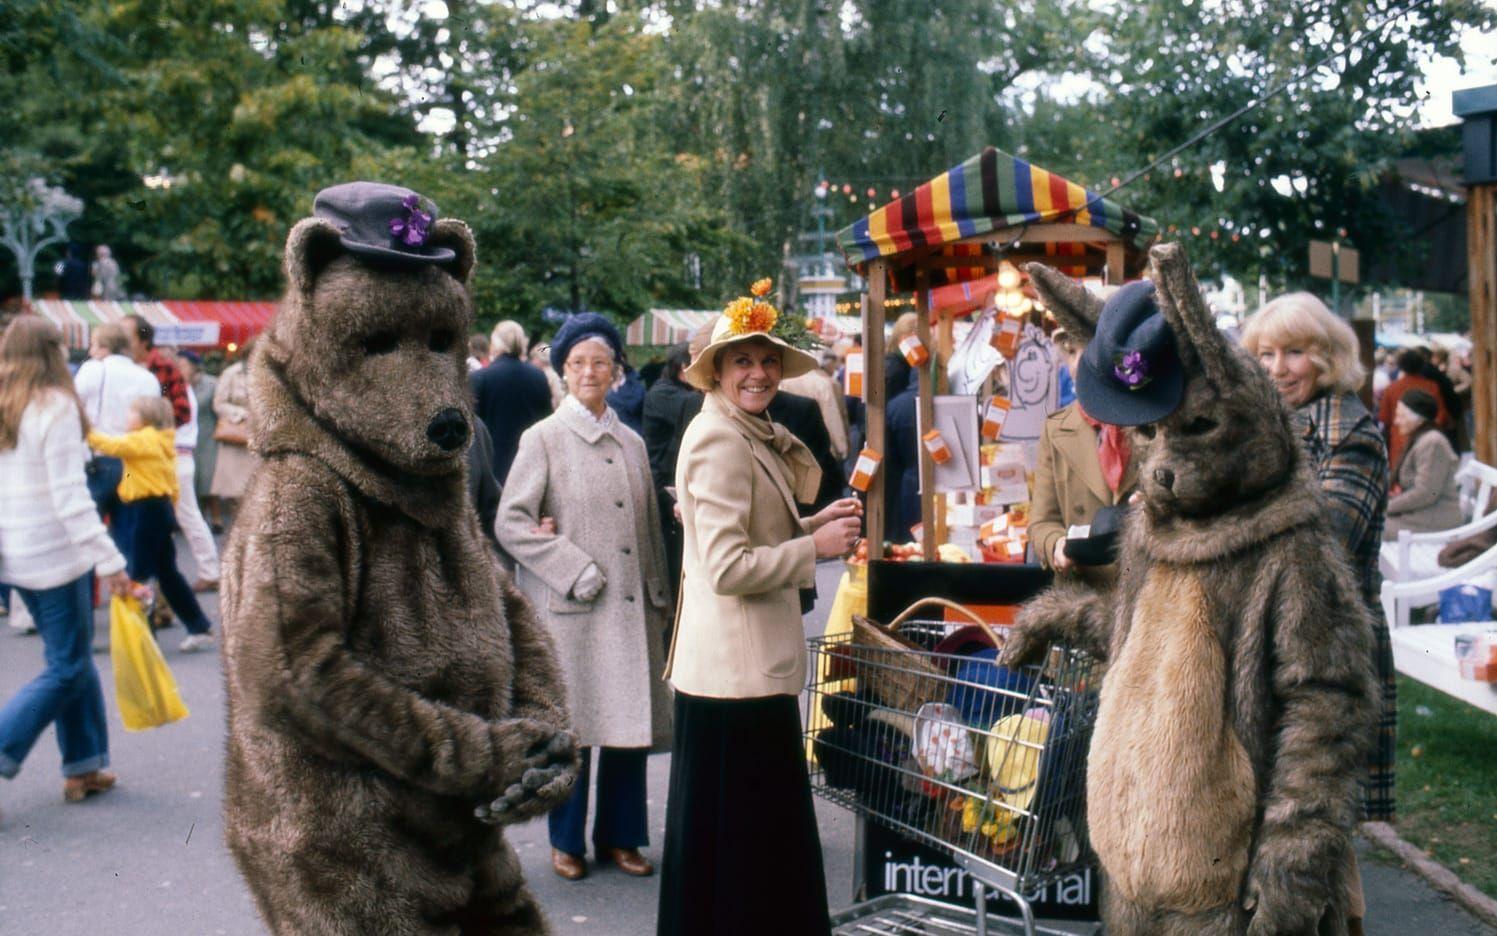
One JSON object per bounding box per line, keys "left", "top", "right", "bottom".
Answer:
{"left": 0, "top": 551, "right": 1489, "bottom": 935}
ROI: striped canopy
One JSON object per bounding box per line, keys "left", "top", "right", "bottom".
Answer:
{"left": 625, "top": 309, "right": 719, "bottom": 347}
{"left": 837, "top": 147, "right": 1158, "bottom": 291}
{"left": 29, "top": 299, "right": 276, "bottom": 350}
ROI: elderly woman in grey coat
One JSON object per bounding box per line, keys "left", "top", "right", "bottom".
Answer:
{"left": 497, "top": 313, "right": 671, "bottom": 883}
{"left": 1384, "top": 388, "right": 1463, "bottom": 539}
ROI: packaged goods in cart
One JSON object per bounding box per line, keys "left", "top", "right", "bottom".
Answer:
{"left": 849, "top": 447, "right": 881, "bottom": 491}
{"left": 981, "top": 396, "right": 1011, "bottom": 440}
{"left": 844, "top": 351, "right": 864, "bottom": 398}
{"left": 991, "top": 315, "right": 1022, "bottom": 358}
{"left": 922, "top": 429, "right": 953, "bottom": 464}
{"left": 898, "top": 334, "right": 930, "bottom": 367}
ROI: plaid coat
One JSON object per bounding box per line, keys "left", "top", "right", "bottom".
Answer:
{"left": 1296, "top": 390, "right": 1396, "bottom": 821}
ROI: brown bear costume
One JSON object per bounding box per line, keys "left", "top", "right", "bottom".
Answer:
{"left": 221, "top": 183, "right": 577, "bottom": 935}
{"left": 1006, "top": 244, "right": 1378, "bottom": 936}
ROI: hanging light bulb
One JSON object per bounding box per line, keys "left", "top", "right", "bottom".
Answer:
{"left": 997, "top": 263, "right": 1021, "bottom": 290}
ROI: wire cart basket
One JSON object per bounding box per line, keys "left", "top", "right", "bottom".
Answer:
{"left": 805, "top": 598, "right": 1100, "bottom": 936}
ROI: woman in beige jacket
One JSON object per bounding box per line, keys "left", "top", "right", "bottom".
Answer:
{"left": 656, "top": 287, "right": 862, "bottom": 936}
{"left": 1384, "top": 389, "right": 1462, "bottom": 539}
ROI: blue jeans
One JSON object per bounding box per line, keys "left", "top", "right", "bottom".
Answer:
{"left": 549, "top": 746, "right": 649, "bottom": 856}
{"left": 85, "top": 455, "right": 124, "bottom": 544}
{"left": 0, "top": 575, "right": 110, "bottom": 778}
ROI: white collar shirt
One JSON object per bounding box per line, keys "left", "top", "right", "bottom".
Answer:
{"left": 73, "top": 354, "right": 162, "bottom": 435}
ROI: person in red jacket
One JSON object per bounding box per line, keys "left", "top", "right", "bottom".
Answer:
{"left": 1378, "top": 348, "right": 1448, "bottom": 468}
{"left": 121, "top": 314, "right": 191, "bottom": 428}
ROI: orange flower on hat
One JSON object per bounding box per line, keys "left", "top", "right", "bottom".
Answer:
{"left": 750, "top": 277, "right": 773, "bottom": 298}
{"left": 725, "top": 295, "right": 778, "bottom": 336}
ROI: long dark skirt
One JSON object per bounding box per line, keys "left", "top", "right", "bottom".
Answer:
{"left": 657, "top": 692, "right": 831, "bottom": 936}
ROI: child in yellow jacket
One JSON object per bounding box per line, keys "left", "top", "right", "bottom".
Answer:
{"left": 88, "top": 395, "right": 215, "bottom": 651}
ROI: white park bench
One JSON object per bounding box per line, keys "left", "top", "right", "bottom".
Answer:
{"left": 1378, "top": 458, "right": 1497, "bottom": 584}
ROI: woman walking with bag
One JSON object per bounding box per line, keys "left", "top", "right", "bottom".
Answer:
{"left": 0, "top": 317, "right": 131, "bottom": 806}
{"left": 210, "top": 340, "right": 257, "bottom": 524}
{"left": 498, "top": 313, "right": 673, "bottom": 882}
{"left": 657, "top": 282, "right": 862, "bottom": 936}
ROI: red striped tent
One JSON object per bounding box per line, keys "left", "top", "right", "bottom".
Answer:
{"left": 162, "top": 301, "right": 277, "bottom": 349}
{"left": 28, "top": 299, "right": 276, "bottom": 350}
{"left": 625, "top": 309, "right": 718, "bottom": 346}
{"left": 837, "top": 147, "right": 1158, "bottom": 292}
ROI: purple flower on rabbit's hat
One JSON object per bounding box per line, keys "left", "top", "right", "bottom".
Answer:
{"left": 1112, "top": 349, "right": 1152, "bottom": 391}
{"left": 389, "top": 194, "right": 432, "bottom": 248}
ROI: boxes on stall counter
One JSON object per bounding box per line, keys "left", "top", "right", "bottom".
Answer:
{"left": 982, "top": 448, "right": 1031, "bottom": 505}
{"left": 844, "top": 351, "right": 864, "bottom": 398}
{"left": 1454, "top": 631, "right": 1497, "bottom": 682}
{"left": 948, "top": 499, "right": 1004, "bottom": 528}
{"left": 898, "top": 334, "right": 930, "bottom": 367}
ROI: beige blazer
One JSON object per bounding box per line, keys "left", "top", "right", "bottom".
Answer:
{"left": 664, "top": 399, "right": 817, "bottom": 699}
{"left": 1029, "top": 403, "right": 1137, "bottom": 575}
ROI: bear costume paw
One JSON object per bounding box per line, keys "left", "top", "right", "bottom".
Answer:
{"left": 1242, "top": 845, "right": 1332, "bottom": 936}
{"left": 475, "top": 728, "right": 578, "bottom": 825}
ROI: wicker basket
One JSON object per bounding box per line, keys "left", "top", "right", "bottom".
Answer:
{"left": 850, "top": 597, "right": 1002, "bottom": 712}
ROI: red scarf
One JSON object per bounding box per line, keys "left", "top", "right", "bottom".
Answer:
{"left": 1079, "top": 407, "right": 1129, "bottom": 495}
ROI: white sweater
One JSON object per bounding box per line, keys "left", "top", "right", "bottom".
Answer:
{"left": 0, "top": 391, "right": 126, "bottom": 590}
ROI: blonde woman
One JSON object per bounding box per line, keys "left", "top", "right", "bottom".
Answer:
{"left": 0, "top": 317, "right": 130, "bottom": 804}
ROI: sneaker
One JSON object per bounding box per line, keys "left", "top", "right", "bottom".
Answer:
{"left": 179, "top": 633, "right": 216, "bottom": 653}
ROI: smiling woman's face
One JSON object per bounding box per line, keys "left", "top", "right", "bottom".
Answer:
{"left": 715, "top": 339, "right": 782, "bottom": 415}
{"left": 1256, "top": 339, "right": 1320, "bottom": 408}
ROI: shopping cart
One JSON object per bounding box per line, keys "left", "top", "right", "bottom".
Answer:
{"left": 805, "top": 598, "right": 1100, "bottom": 936}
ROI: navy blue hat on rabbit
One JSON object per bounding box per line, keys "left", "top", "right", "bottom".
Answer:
{"left": 1074, "top": 280, "right": 1185, "bottom": 427}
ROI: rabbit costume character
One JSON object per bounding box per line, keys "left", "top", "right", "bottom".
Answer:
{"left": 1004, "top": 243, "right": 1377, "bottom": 936}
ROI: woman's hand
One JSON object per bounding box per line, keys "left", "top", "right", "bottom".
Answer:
{"left": 812, "top": 515, "right": 862, "bottom": 559}
{"left": 807, "top": 497, "right": 863, "bottom": 533}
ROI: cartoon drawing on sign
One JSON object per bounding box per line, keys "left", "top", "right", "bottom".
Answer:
{"left": 999, "top": 324, "right": 1059, "bottom": 443}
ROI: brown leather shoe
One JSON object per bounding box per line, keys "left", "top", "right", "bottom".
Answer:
{"left": 598, "top": 847, "right": 653, "bottom": 877}
{"left": 551, "top": 849, "right": 586, "bottom": 881}
{"left": 63, "top": 770, "right": 117, "bottom": 803}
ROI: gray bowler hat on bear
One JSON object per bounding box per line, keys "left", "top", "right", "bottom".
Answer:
{"left": 1075, "top": 279, "right": 1185, "bottom": 426}
{"left": 312, "top": 181, "right": 457, "bottom": 268}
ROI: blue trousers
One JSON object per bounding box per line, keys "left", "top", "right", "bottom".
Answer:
{"left": 85, "top": 455, "right": 124, "bottom": 542}
{"left": 114, "top": 497, "right": 211, "bottom": 635}
{"left": 548, "top": 746, "right": 649, "bottom": 856}
{"left": 0, "top": 575, "right": 110, "bottom": 779}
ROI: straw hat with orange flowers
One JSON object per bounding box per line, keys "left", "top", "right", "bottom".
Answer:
{"left": 682, "top": 278, "right": 820, "bottom": 391}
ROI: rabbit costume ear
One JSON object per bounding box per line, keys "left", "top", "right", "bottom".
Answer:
{"left": 1025, "top": 263, "right": 1103, "bottom": 342}
{"left": 1147, "top": 242, "right": 1242, "bottom": 388}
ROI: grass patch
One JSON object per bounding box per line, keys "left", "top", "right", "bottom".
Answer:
{"left": 1393, "top": 675, "right": 1497, "bottom": 898}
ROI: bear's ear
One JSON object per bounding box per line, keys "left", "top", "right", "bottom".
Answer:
{"left": 428, "top": 218, "right": 477, "bottom": 286}
{"left": 1148, "top": 241, "right": 1242, "bottom": 387}
{"left": 284, "top": 218, "right": 345, "bottom": 296}
{"left": 1024, "top": 262, "right": 1101, "bottom": 342}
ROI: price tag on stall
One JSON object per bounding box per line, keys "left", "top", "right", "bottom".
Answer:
{"left": 844, "top": 351, "right": 865, "bottom": 399}
{"left": 898, "top": 334, "right": 929, "bottom": 367}
{"left": 921, "top": 429, "right": 953, "bottom": 465}
{"left": 990, "top": 316, "right": 1022, "bottom": 358}
{"left": 849, "top": 447, "right": 882, "bottom": 492}
{"left": 981, "top": 397, "right": 1011, "bottom": 440}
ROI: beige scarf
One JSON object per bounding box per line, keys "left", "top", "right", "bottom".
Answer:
{"left": 706, "top": 389, "right": 821, "bottom": 505}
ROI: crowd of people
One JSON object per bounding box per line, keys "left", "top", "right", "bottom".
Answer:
{"left": 0, "top": 269, "right": 1481, "bottom": 935}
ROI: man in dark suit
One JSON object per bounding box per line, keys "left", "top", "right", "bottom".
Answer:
{"left": 469, "top": 320, "right": 553, "bottom": 483}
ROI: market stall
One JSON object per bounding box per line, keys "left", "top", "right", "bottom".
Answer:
{"left": 837, "top": 146, "right": 1158, "bottom": 563}
{"left": 30, "top": 298, "right": 276, "bottom": 350}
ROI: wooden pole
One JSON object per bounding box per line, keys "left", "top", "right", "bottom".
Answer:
{"left": 1470, "top": 184, "right": 1497, "bottom": 466}
{"left": 864, "top": 261, "right": 888, "bottom": 553}
{"left": 915, "top": 268, "right": 938, "bottom": 561}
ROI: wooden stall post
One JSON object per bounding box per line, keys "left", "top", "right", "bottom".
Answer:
{"left": 1105, "top": 240, "right": 1126, "bottom": 285}
{"left": 1471, "top": 184, "right": 1496, "bottom": 466}
{"left": 915, "top": 268, "right": 938, "bottom": 561}
{"left": 864, "top": 262, "right": 888, "bottom": 552}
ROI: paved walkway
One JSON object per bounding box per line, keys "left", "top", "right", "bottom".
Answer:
{"left": 0, "top": 555, "right": 1490, "bottom": 934}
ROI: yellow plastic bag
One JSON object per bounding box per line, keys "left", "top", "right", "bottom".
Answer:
{"left": 110, "top": 596, "right": 189, "bottom": 731}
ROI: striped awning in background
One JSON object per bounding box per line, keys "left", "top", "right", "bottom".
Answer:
{"left": 162, "top": 301, "right": 277, "bottom": 348}
{"left": 626, "top": 309, "right": 718, "bottom": 346}
{"left": 837, "top": 147, "right": 1158, "bottom": 291}
{"left": 28, "top": 299, "right": 276, "bottom": 350}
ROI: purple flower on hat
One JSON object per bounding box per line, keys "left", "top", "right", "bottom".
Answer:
{"left": 389, "top": 194, "right": 432, "bottom": 248}
{"left": 1112, "top": 350, "right": 1152, "bottom": 391}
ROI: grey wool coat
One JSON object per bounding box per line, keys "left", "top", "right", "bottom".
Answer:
{"left": 497, "top": 401, "right": 673, "bottom": 750}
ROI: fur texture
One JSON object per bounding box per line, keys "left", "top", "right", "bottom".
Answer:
{"left": 221, "top": 215, "right": 577, "bottom": 935}
{"left": 1011, "top": 246, "right": 1378, "bottom": 936}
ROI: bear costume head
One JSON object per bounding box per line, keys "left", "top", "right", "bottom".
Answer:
{"left": 257, "top": 182, "right": 478, "bottom": 487}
